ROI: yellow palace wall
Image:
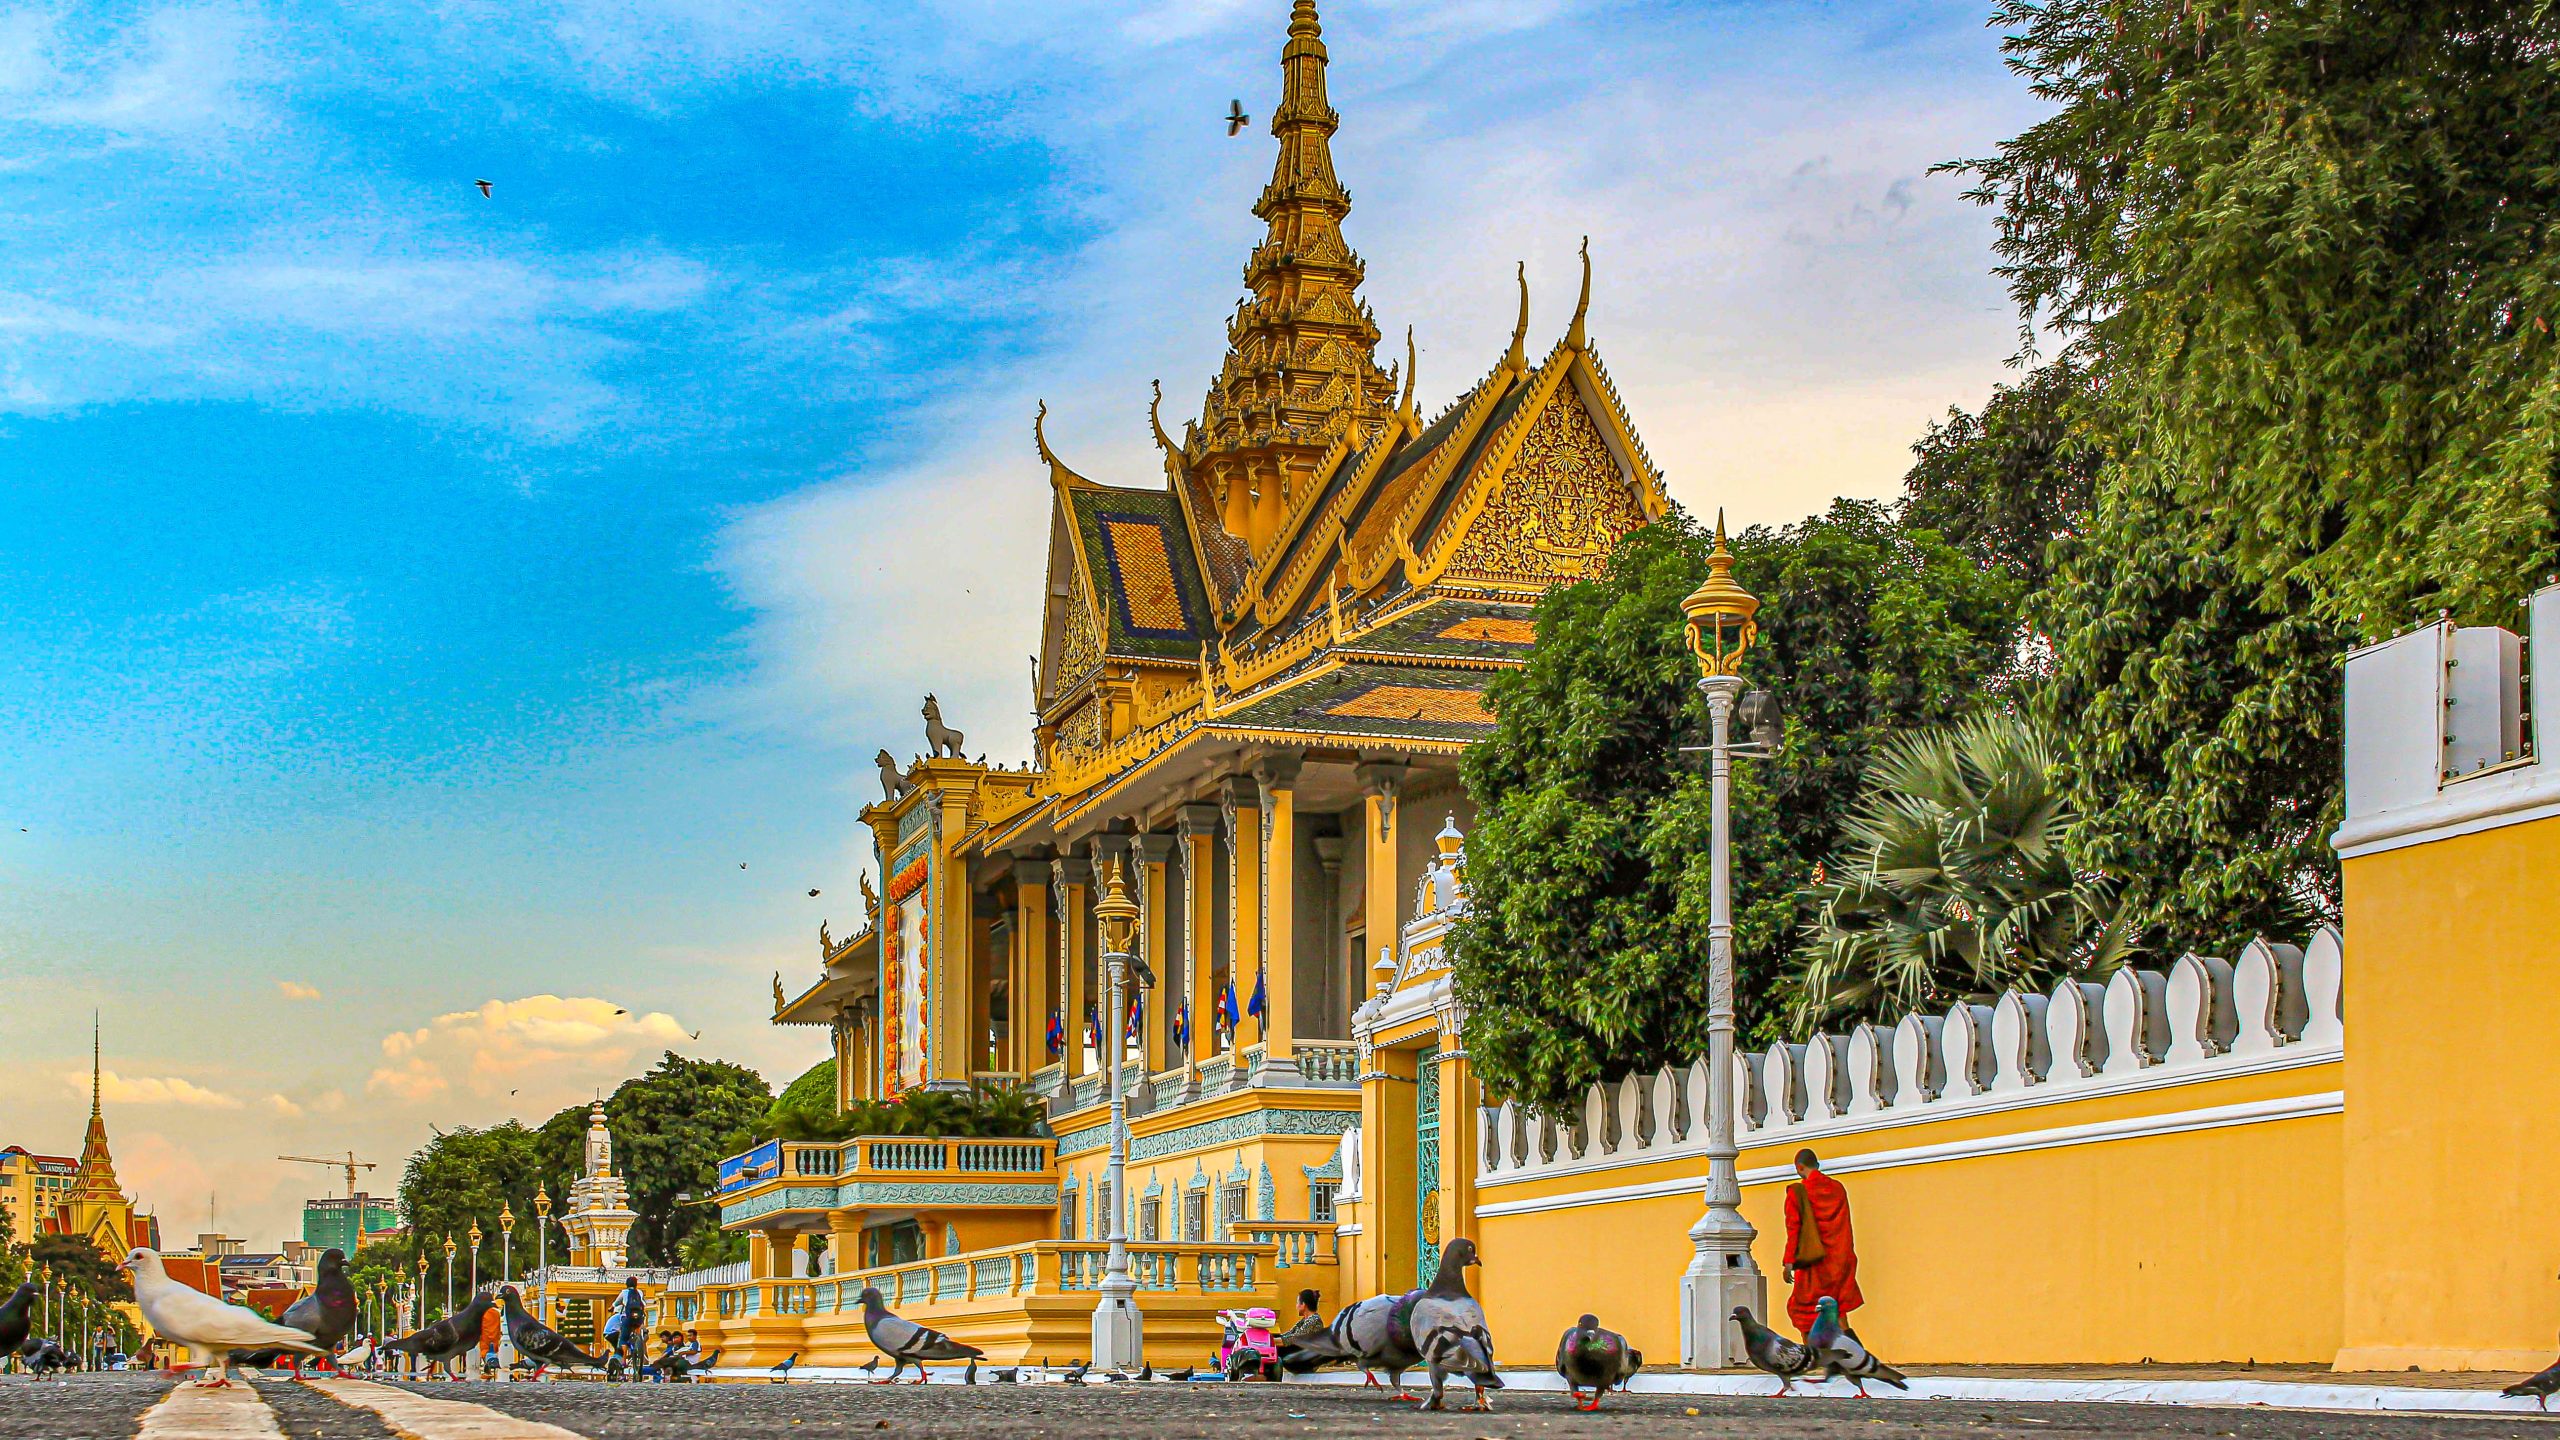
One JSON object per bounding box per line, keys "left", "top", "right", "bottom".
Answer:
{"left": 2337, "top": 813, "right": 2560, "bottom": 1371}
{"left": 1471, "top": 1063, "right": 2344, "bottom": 1367}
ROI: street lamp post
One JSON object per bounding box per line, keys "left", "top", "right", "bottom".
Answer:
{"left": 1676, "top": 513, "right": 1771, "bottom": 1368}
{"left": 533, "top": 1186, "right": 552, "bottom": 1326}
{"left": 441, "top": 1235, "right": 456, "bottom": 1319}
{"left": 467, "top": 1220, "right": 482, "bottom": 1295}
{"left": 1088, "top": 859, "right": 1147, "bottom": 1370}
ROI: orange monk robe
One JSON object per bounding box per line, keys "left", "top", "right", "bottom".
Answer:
{"left": 1782, "top": 1169, "right": 1864, "bottom": 1334}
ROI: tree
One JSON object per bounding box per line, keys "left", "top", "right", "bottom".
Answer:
{"left": 394, "top": 1123, "right": 545, "bottom": 1301}
{"left": 1451, "top": 505, "right": 2024, "bottom": 1109}
{"left": 1900, "top": 360, "right": 2095, "bottom": 599}
{"left": 1949, "top": 0, "right": 2560, "bottom": 950}
{"left": 530, "top": 1053, "right": 770, "bottom": 1268}
{"left": 769, "top": 1058, "right": 837, "bottom": 1130}
{"left": 1792, "top": 711, "right": 2129, "bottom": 1028}
{"left": 29, "top": 1234, "right": 127, "bottom": 1303}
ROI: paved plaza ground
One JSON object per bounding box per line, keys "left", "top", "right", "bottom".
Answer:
{"left": 2, "top": 1372, "right": 2554, "bottom": 1440}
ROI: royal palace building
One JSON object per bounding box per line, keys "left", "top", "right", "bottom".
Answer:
{"left": 708, "top": 0, "right": 1668, "bottom": 1362}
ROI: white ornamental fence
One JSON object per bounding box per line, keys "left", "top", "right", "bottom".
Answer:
{"left": 1478, "top": 927, "right": 2344, "bottom": 1186}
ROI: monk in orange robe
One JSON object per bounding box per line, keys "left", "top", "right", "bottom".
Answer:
{"left": 1781, "top": 1148, "right": 1863, "bottom": 1336}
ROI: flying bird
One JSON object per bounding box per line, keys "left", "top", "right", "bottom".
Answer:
{"left": 1807, "top": 1295, "right": 1907, "bottom": 1397}
{"left": 1226, "top": 99, "right": 1249, "bottom": 135}
{"left": 474, "top": 179, "right": 492, "bottom": 197}
{"left": 689, "top": 1029, "right": 702, "bottom": 1041}
{"left": 1410, "top": 1238, "right": 1502, "bottom": 1412}
{"left": 859, "top": 1286, "right": 984, "bottom": 1383}
{"left": 123, "top": 1248, "right": 324, "bottom": 1387}
{"left": 808, "top": 889, "right": 821, "bottom": 897}
{"left": 1555, "top": 1314, "right": 1641, "bottom": 1411}
{"left": 1733, "top": 1306, "right": 1817, "bottom": 1395}
{"left": 500, "top": 1286, "right": 606, "bottom": 1377}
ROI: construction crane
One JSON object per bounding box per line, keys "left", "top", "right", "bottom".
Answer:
{"left": 281, "top": 1151, "right": 379, "bottom": 1199}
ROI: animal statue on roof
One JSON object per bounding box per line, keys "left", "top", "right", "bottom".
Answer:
{"left": 922, "top": 694, "right": 965, "bottom": 759}
{"left": 876, "top": 750, "right": 914, "bottom": 803}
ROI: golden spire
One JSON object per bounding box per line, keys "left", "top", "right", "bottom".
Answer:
{"left": 91, "top": 1011, "right": 101, "bottom": 1119}
{"left": 1504, "top": 261, "right": 1529, "bottom": 372}
{"left": 1397, "top": 325, "right": 1418, "bottom": 426}
{"left": 1566, "top": 237, "right": 1592, "bottom": 351}
{"left": 1190, "top": 0, "right": 1396, "bottom": 559}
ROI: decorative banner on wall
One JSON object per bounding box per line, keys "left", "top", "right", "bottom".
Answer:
{"left": 882, "top": 852, "right": 932, "bottom": 1096}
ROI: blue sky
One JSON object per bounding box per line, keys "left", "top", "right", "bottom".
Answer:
{"left": 0, "top": 0, "right": 2042, "bottom": 1245}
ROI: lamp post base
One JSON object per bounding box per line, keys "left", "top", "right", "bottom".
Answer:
{"left": 1089, "top": 1282, "right": 1145, "bottom": 1371}
{"left": 1678, "top": 1210, "right": 1767, "bottom": 1368}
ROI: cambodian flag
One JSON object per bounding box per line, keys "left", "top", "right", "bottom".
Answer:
{"left": 1246, "top": 964, "right": 1267, "bottom": 1023}
{"left": 1045, "top": 1010, "right": 1065, "bottom": 1060}
{"left": 1085, "top": 1003, "right": 1099, "bottom": 1049}
{"left": 1125, "top": 996, "right": 1143, "bottom": 1045}
{"left": 1171, "top": 999, "right": 1190, "bottom": 1048}
{"left": 1219, "top": 977, "right": 1241, "bottom": 1032}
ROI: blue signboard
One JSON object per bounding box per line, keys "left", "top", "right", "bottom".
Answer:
{"left": 718, "top": 1138, "right": 782, "bottom": 1192}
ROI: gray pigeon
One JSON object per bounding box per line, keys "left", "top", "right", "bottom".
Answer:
{"left": 279, "top": 1248, "right": 358, "bottom": 1372}
{"left": 0, "top": 1283, "right": 33, "bottom": 1360}
{"left": 499, "top": 1286, "right": 606, "bottom": 1376}
{"left": 1733, "top": 1306, "right": 1817, "bottom": 1395}
{"left": 1807, "top": 1295, "right": 1906, "bottom": 1396}
{"left": 2504, "top": 1337, "right": 2560, "bottom": 1410}
{"left": 1308, "top": 1289, "right": 1423, "bottom": 1396}
{"left": 1554, "top": 1313, "right": 1640, "bottom": 1411}
{"left": 857, "top": 1285, "right": 983, "bottom": 1383}
{"left": 380, "top": 1290, "right": 493, "bottom": 1378}
{"left": 1408, "top": 1237, "right": 1503, "bottom": 1412}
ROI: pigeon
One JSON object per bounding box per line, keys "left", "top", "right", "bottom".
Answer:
{"left": 1807, "top": 1295, "right": 1906, "bottom": 1397}
{"left": 499, "top": 1286, "right": 605, "bottom": 1377}
{"left": 379, "top": 1289, "right": 494, "bottom": 1380}
{"left": 1060, "top": 1359, "right": 1091, "bottom": 1384}
{"left": 2504, "top": 1339, "right": 2560, "bottom": 1410}
{"left": 1226, "top": 99, "right": 1249, "bottom": 136}
{"left": 1733, "top": 1306, "right": 1817, "bottom": 1395}
{"left": 1139, "top": 1361, "right": 1152, "bottom": 1381}
{"left": 1165, "top": 1365, "right": 1195, "bottom": 1382}
{"left": 122, "top": 1247, "right": 323, "bottom": 1387}
{"left": 1409, "top": 1237, "right": 1502, "bottom": 1412}
{"left": 857, "top": 1286, "right": 983, "bottom": 1384}
{"left": 474, "top": 180, "right": 492, "bottom": 197}
{"left": 1306, "top": 1289, "right": 1423, "bottom": 1396}
{"left": 279, "top": 1248, "right": 359, "bottom": 1373}
{"left": 964, "top": 1357, "right": 978, "bottom": 1385}
{"left": 858, "top": 1355, "right": 880, "bottom": 1376}
{"left": 989, "top": 1366, "right": 1019, "bottom": 1383}
{"left": 0, "top": 1282, "right": 34, "bottom": 1360}
{"left": 770, "top": 1350, "right": 800, "bottom": 1381}
{"left": 1555, "top": 1314, "right": 1640, "bottom": 1411}
{"left": 23, "top": 1339, "right": 73, "bottom": 1375}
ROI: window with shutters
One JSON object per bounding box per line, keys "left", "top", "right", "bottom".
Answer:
{"left": 1183, "top": 1192, "right": 1206, "bottom": 1242}
{"left": 1309, "top": 1181, "right": 1338, "bottom": 1224}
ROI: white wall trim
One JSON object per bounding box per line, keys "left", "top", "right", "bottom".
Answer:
{"left": 1471, "top": 1092, "right": 2342, "bottom": 1219}
{"left": 2331, "top": 777, "right": 2560, "bottom": 858}
{"left": 1477, "top": 1042, "right": 2341, "bottom": 1192}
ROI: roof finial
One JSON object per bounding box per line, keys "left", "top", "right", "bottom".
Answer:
{"left": 1398, "top": 325, "right": 1418, "bottom": 423}
{"left": 92, "top": 1011, "right": 101, "bottom": 1118}
{"left": 1566, "top": 236, "right": 1592, "bottom": 351}
{"left": 1034, "top": 400, "right": 1091, "bottom": 490}
{"left": 1149, "top": 380, "right": 1180, "bottom": 461}
{"left": 1505, "top": 261, "right": 1529, "bottom": 372}
{"left": 1290, "top": 0, "right": 1321, "bottom": 41}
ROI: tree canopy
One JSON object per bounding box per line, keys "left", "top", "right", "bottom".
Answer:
{"left": 1451, "top": 502, "right": 2025, "bottom": 1108}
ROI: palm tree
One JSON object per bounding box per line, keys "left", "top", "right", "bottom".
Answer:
{"left": 1790, "top": 711, "right": 2130, "bottom": 1030}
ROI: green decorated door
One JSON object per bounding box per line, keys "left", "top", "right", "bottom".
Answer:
{"left": 1414, "top": 1043, "right": 1440, "bottom": 1290}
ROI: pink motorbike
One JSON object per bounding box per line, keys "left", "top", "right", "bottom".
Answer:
{"left": 1214, "top": 1307, "right": 1281, "bottom": 1381}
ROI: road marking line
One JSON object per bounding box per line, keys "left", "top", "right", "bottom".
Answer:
{"left": 135, "top": 1381, "right": 287, "bottom": 1440}
{"left": 301, "top": 1376, "right": 594, "bottom": 1439}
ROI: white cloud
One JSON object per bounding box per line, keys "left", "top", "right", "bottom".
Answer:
{"left": 367, "top": 995, "right": 691, "bottom": 1105}
{"left": 277, "top": 980, "right": 319, "bottom": 1000}
{"left": 77, "top": 1069, "right": 246, "bottom": 1109}
{"left": 264, "top": 1093, "right": 303, "bottom": 1117}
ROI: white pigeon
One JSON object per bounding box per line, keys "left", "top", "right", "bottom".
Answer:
{"left": 122, "top": 1247, "right": 324, "bottom": 1387}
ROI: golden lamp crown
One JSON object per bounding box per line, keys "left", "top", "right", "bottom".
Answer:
{"left": 1092, "top": 858, "right": 1139, "bottom": 956}
{"left": 1680, "top": 511, "right": 1760, "bottom": 679}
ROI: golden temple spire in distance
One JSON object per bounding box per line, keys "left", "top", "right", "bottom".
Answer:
{"left": 1190, "top": 0, "right": 1397, "bottom": 559}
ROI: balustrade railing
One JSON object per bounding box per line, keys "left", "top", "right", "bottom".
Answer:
{"left": 1479, "top": 927, "right": 2346, "bottom": 1185}
{"left": 1237, "top": 1222, "right": 1338, "bottom": 1268}
{"left": 720, "top": 1134, "right": 1056, "bottom": 1192}
{"left": 1293, "top": 1041, "right": 1359, "bottom": 1086}
{"left": 694, "top": 1240, "right": 1283, "bottom": 1321}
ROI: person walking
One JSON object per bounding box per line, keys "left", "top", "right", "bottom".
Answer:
{"left": 1780, "top": 1148, "right": 1863, "bottom": 1339}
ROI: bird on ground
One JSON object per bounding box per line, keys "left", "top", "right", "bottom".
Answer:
{"left": 770, "top": 1351, "right": 800, "bottom": 1381}
{"left": 1732, "top": 1306, "right": 1817, "bottom": 1396}
{"left": 378, "top": 1288, "right": 494, "bottom": 1380}
{"left": 498, "top": 1286, "right": 605, "bottom": 1377}
{"left": 1165, "top": 1365, "right": 1196, "bottom": 1382}
{"left": 1807, "top": 1295, "right": 1907, "bottom": 1397}
{"left": 857, "top": 1286, "right": 983, "bottom": 1384}
{"left": 0, "top": 1282, "right": 34, "bottom": 1360}
{"left": 989, "top": 1366, "right": 1020, "bottom": 1383}
{"left": 474, "top": 179, "right": 492, "bottom": 197}
{"left": 2504, "top": 1338, "right": 2560, "bottom": 1410}
{"left": 1139, "top": 1360, "right": 1152, "bottom": 1381}
{"left": 1226, "top": 99, "right": 1249, "bottom": 135}
{"left": 1304, "top": 1289, "right": 1423, "bottom": 1396}
{"left": 123, "top": 1247, "right": 323, "bottom": 1387}
{"left": 858, "top": 1356, "right": 880, "bottom": 1376}
{"left": 1060, "top": 1359, "right": 1091, "bottom": 1384}
{"left": 23, "top": 1339, "right": 73, "bottom": 1375}
{"left": 1555, "top": 1314, "right": 1641, "bottom": 1411}
{"left": 278, "top": 1248, "right": 359, "bottom": 1374}
{"left": 963, "top": 1358, "right": 978, "bottom": 1385}
{"left": 1410, "top": 1237, "right": 1502, "bottom": 1412}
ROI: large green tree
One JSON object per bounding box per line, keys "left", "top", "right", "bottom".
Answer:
{"left": 529, "top": 1053, "right": 771, "bottom": 1268}
{"left": 1451, "top": 503, "right": 2023, "bottom": 1107}
{"left": 29, "top": 1233, "right": 128, "bottom": 1303}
